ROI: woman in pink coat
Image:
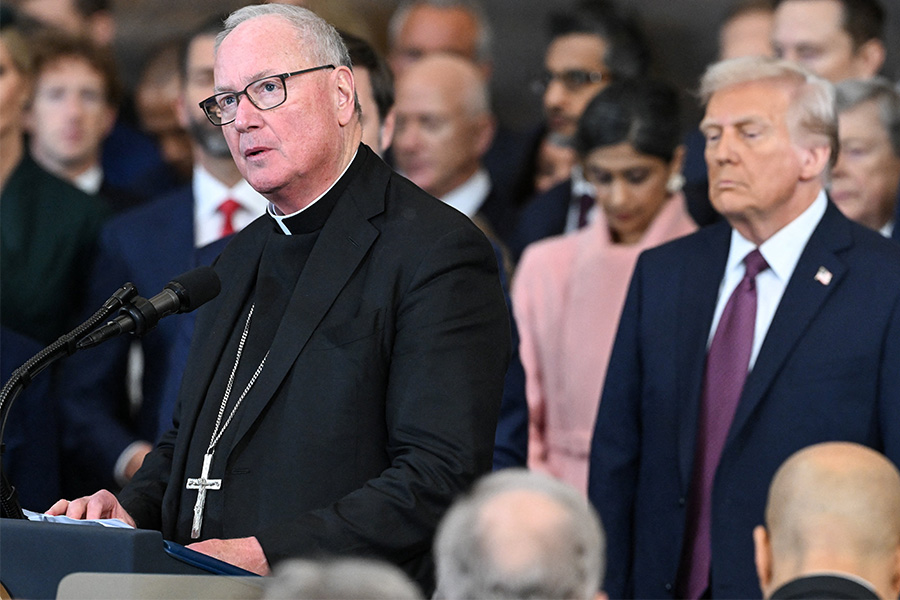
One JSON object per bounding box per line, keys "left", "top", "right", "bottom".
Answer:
{"left": 512, "top": 79, "right": 698, "bottom": 493}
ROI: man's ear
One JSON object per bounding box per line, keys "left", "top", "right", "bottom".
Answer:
{"left": 852, "top": 38, "right": 886, "bottom": 79}
{"left": 379, "top": 108, "right": 396, "bottom": 154}
{"left": 474, "top": 114, "right": 497, "bottom": 159}
{"left": 798, "top": 144, "right": 831, "bottom": 182}
{"left": 754, "top": 525, "right": 773, "bottom": 598}
{"left": 101, "top": 105, "right": 118, "bottom": 138}
{"left": 889, "top": 544, "right": 900, "bottom": 600}
{"left": 334, "top": 66, "right": 356, "bottom": 127}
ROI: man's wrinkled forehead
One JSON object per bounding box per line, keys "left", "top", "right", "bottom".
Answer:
{"left": 213, "top": 16, "right": 304, "bottom": 91}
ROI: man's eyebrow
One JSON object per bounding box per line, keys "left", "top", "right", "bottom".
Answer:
{"left": 214, "top": 70, "right": 281, "bottom": 93}
{"left": 700, "top": 116, "right": 766, "bottom": 131}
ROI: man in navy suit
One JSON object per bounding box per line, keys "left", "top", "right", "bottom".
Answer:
{"left": 58, "top": 20, "right": 267, "bottom": 496}
{"left": 589, "top": 56, "right": 900, "bottom": 599}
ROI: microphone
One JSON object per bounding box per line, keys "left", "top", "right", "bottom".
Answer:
{"left": 77, "top": 266, "right": 221, "bottom": 349}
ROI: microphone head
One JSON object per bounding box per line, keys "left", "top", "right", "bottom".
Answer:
{"left": 165, "top": 266, "right": 221, "bottom": 312}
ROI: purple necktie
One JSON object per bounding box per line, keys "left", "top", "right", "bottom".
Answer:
{"left": 680, "top": 248, "right": 769, "bottom": 599}
{"left": 577, "top": 193, "right": 593, "bottom": 228}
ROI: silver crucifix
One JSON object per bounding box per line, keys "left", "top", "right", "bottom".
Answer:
{"left": 186, "top": 452, "right": 222, "bottom": 539}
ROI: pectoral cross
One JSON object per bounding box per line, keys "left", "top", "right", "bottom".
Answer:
{"left": 186, "top": 452, "right": 221, "bottom": 539}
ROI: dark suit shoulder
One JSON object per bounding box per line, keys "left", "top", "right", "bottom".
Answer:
{"left": 103, "top": 184, "right": 192, "bottom": 234}
{"left": 351, "top": 148, "right": 489, "bottom": 245}
{"left": 639, "top": 220, "right": 732, "bottom": 266}
{"left": 8, "top": 155, "right": 110, "bottom": 223}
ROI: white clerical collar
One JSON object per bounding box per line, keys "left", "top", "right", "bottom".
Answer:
{"left": 880, "top": 219, "right": 894, "bottom": 238}
{"left": 73, "top": 165, "right": 103, "bottom": 195}
{"left": 440, "top": 169, "right": 491, "bottom": 218}
{"left": 726, "top": 190, "right": 827, "bottom": 285}
{"left": 268, "top": 149, "right": 358, "bottom": 235}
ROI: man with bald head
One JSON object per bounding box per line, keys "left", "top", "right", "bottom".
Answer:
{"left": 754, "top": 442, "right": 900, "bottom": 599}
{"left": 48, "top": 4, "right": 510, "bottom": 590}
{"left": 393, "top": 53, "right": 514, "bottom": 242}
{"left": 387, "top": 0, "right": 491, "bottom": 80}
{"left": 434, "top": 469, "right": 606, "bottom": 600}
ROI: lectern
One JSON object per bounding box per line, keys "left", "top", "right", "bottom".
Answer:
{"left": 0, "top": 520, "right": 258, "bottom": 599}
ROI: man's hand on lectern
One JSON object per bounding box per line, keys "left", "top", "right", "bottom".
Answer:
{"left": 187, "top": 536, "right": 271, "bottom": 575}
{"left": 46, "top": 489, "right": 137, "bottom": 527}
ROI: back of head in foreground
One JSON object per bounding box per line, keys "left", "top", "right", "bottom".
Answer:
{"left": 434, "top": 469, "right": 605, "bottom": 600}
{"left": 754, "top": 441, "right": 900, "bottom": 600}
{"left": 263, "top": 557, "right": 423, "bottom": 600}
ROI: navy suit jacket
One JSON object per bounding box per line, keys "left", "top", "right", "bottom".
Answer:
{"left": 509, "top": 178, "right": 572, "bottom": 260}
{"left": 589, "top": 201, "right": 900, "bottom": 599}
{"left": 492, "top": 244, "right": 528, "bottom": 470}
{"left": 59, "top": 185, "right": 212, "bottom": 495}
{"left": 892, "top": 188, "right": 900, "bottom": 242}
{"left": 0, "top": 327, "right": 61, "bottom": 510}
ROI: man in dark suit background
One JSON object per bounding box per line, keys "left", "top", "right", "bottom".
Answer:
{"left": 753, "top": 442, "right": 900, "bottom": 600}
{"left": 50, "top": 4, "right": 510, "bottom": 593}
{"left": 589, "top": 56, "right": 900, "bottom": 599}
{"left": 392, "top": 53, "right": 516, "bottom": 248}
{"left": 509, "top": 2, "right": 650, "bottom": 259}
{"left": 57, "top": 19, "right": 267, "bottom": 497}
{"left": 25, "top": 32, "right": 146, "bottom": 212}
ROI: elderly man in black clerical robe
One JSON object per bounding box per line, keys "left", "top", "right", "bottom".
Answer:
{"left": 49, "top": 4, "right": 511, "bottom": 593}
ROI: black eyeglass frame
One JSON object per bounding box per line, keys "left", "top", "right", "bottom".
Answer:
{"left": 530, "top": 69, "right": 609, "bottom": 95}
{"left": 199, "top": 64, "right": 336, "bottom": 126}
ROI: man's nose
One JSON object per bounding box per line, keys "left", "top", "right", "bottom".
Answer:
{"left": 232, "top": 95, "right": 262, "bottom": 131}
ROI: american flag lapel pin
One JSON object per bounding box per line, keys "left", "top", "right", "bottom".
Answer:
{"left": 814, "top": 266, "right": 832, "bottom": 286}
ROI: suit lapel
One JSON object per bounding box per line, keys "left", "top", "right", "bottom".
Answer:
{"left": 677, "top": 224, "right": 731, "bottom": 490}
{"left": 727, "top": 203, "right": 851, "bottom": 445}
{"left": 226, "top": 152, "right": 385, "bottom": 451}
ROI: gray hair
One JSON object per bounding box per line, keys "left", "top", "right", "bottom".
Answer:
{"left": 835, "top": 76, "right": 900, "bottom": 157}
{"left": 263, "top": 557, "right": 423, "bottom": 600}
{"left": 388, "top": 0, "right": 493, "bottom": 65}
{"left": 216, "top": 3, "right": 351, "bottom": 68}
{"left": 700, "top": 56, "right": 839, "bottom": 167}
{"left": 434, "top": 469, "right": 605, "bottom": 600}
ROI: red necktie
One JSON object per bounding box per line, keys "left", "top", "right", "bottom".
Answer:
{"left": 577, "top": 194, "right": 594, "bottom": 228}
{"left": 680, "top": 248, "right": 769, "bottom": 599}
{"left": 218, "top": 198, "right": 241, "bottom": 238}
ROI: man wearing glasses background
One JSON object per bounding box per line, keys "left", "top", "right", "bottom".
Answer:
{"left": 509, "top": 1, "right": 651, "bottom": 260}
{"left": 48, "top": 4, "right": 511, "bottom": 593}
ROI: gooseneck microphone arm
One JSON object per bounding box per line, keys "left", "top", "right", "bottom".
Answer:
{"left": 0, "top": 266, "right": 221, "bottom": 520}
{"left": 0, "top": 282, "right": 139, "bottom": 519}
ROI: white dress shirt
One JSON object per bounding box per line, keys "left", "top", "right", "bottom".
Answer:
{"left": 73, "top": 165, "right": 103, "bottom": 195}
{"left": 193, "top": 165, "right": 268, "bottom": 247}
{"left": 441, "top": 168, "right": 491, "bottom": 219}
{"left": 564, "top": 164, "right": 597, "bottom": 233}
{"left": 708, "top": 191, "right": 828, "bottom": 370}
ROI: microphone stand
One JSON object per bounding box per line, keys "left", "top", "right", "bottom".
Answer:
{"left": 0, "top": 283, "right": 139, "bottom": 519}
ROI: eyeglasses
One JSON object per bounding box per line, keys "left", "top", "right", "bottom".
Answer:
{"left": 199, "top": 64, "right": 335, "bottom": 126}
{"left": 530, "top": 69, "right": 608, "bottom": 94}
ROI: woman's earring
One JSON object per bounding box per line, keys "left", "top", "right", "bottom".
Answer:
{"left": 666, "top": 173, "right": 685, "bottom": 194}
